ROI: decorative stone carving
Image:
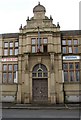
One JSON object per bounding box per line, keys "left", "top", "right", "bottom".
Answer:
{"left": 37, "top": 57, "right": 42, "bottom": 63}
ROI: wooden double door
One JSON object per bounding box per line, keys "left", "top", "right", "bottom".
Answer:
{"left": 32, "top": 79, "right": 48, "bottom": 103}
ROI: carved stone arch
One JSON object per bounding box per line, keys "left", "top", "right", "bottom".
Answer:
{"left": 31, "top": 63, "right": 49, "bottom": 74}
{"left": 32, "top": 63, "right": 48, "bottom": 103}
{"left": 32, "top": 63, "right": 48, "bottom": 78}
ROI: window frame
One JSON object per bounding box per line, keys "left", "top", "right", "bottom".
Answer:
{"left": 63, "top": 62, "right": 80, "bottom": 82}
{"left": 31, "top": 37, "right": 48, "bottom": 53}
{"left": 62, "top": 39, "right": 79, "bottom": 54}
{"left": 4, "top": 42, "right": 8, "bottom": 48}
{"left": 3, "top": 40, "right": 18, "bottom": 56}
{"left": 2, "top": 64, "right": 18, "bottom": 84}
{"left": 32, "top": 64, "right": 48, "bottom": 78}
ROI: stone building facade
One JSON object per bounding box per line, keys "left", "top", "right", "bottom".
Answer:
{"left": 0, "top": 3, "right": 81, "bottom": 104}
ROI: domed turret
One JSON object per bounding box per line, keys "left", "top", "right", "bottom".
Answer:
{"left": 33, "top": 2, "right": 46, "bottom": 13}
{"left": 33, "top": 2, "right": 46, "bottom": 19}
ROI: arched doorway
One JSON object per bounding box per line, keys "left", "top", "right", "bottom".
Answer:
{"left": 32, "top": 64, "right": 48, "bottom": 103}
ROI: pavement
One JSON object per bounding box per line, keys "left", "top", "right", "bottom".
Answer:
{"left": 1, "top": 102, "right": 81, "bottom": 110}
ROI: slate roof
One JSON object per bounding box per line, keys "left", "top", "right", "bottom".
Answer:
{"left": 61, "top": 30, "right": 81, "bottom": 36}
{"left": 1, "top": 33, "right": 19, "bottom": 39}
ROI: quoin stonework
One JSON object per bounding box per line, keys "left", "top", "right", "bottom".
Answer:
{"left": 0, "top": 2, "right": 81, "bottom": 104}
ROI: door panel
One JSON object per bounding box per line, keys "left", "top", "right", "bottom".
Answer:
{"left": 32, "top": 79, "right": 48, "bottom": 102}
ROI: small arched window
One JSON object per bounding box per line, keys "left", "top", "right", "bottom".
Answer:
{"left": 32, "top": 64, "right": 48, "bottom": 78}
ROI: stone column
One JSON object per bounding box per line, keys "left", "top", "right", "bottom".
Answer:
{"left": 79, "top": 38, "right": 81, "bottom": 102}
{"left": 50, "top": 53, "right": 56, "bottom": 104}
{"left": 24, "top": 54, "right": 30, "bottom": 103}
{"left": 0, "top": 36, "right": 2, "bottom": 119}
{"left": 58, "top": 55, "right": 64, "bottom": 103}
{"left": 0, "top": 60, "right": 2, "bottom": 102}
{"left": 17, "top": 84, "right": 21, "bottom": 103}
{"left": 0, "top": 36, "right": 2, "bottom": 103}
{"left": 17, "top": 56, "right": 22, "bottom": 103}
{"left": 80, "top": 57, "right": 81, "bottom": 82}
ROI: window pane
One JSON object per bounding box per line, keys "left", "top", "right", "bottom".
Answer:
{"left": 14, "top": 72, "right": 18, "bottom": 83}
{"left": 38, "top": 72, "right": 42, "bottom": 77}
{"left": 3, "top": 73, "right": 7, "bottom": 83}
{"left": 38, "top": 69, "right": 42, "bottom": 77}
{"left": 14, "top": 65, "right": 18, "bottom": 71}
{"left": 32, "top": 64, "right": 48, "bottom": 78}
{"left": 63, "top": 47, "right": 66, "bottom": 53}
{"left": 43, "top": 38, "right": 47, "bottom": 44}
{"left": 15, "top": 48, "right": 18, "bottom": 55}
{"left": 75, "top": 63, "right": 79, "bottom": 69}
{"left": 74, "top": 40, "right": 78, "bottom": 45}
{"left": 10, "top": 42, "right": 13, "bottom": 47}
{"left": 70, "top": 71, "right": 74, "bottom": 81}
{"left": 9, "top": 49, "right": 13, "bottom": 55}
{"left": 32, "top": 73, "right": 36, "bottom": 77}
{"left": 63, "top": 64, "right": 68, "bottom": 70}
{"left": 76, "top": 71, "right": 79, "bottom": 81}
{"left": 4, "top": 49, "right": 8, "bottom": 56}
{"left": 68, "top": 47, "right": 72, "bottom": 53}
{"left": 69, "top": 63, "right": 74, "bottom": 70}
{"left": 32, "top": 39, "right": 36, "bottom": 44}
{"left": 43, "top": 73, "right": 48, "bottom": 77}
{"left": 14, "top": 72, "right": 16, "bottom": 79}
{"left": 4, "top": 42, "right": 8, "bottom": 48}
{"left": 62, "top": 40, "right": 66, "bottom": 45}
{"left": 64, "top": 72, "right": 68, "bottom": 81}
{"left": 9, "top": 65, "right": 12, "bottom": 71}
{"left": 73, "top": 47, "right": 78, "bottom": 53}
{"left": 68, "top": 40, "right": 72, "bottom": 45}
{"left": 8, "top": 73, "right": 12, "bottom": 83}
{"left": 33, "top": 65, "right": 39, "bottom": 72}
{"left": 41, "top": 64, "right": 47, "bottom": 71}
{"left": 32, "top": 46, "right": 35, "bottom": 53}
{"left": 3, "top": 65, "right": 7, "bottom": 71}
{"left": 43, "top": 45, "right": 47, "bottom": 53}
{"left": 15, "top": 41, "right": 18, "bottom": 47}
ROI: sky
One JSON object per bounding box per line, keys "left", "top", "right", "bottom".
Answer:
{"left": 0, "top": 0, "right": 80, "bottom": 34}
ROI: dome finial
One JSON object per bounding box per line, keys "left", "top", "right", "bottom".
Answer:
{"left": 38, "top": 1, "right": 40, "bottom": 5}
{"left": 33, "top": 2, "right": 46, "bottom": 13}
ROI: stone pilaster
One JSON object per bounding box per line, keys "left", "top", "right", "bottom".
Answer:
{"left": 58, "top": 55, "right": 64, "bottom": 103}
{"left": 0, "top": 60, "right": 2, "bottom": 103}
{"left": 80, "top": 56, "right": 81, "bottom": 84}
{"left": 17, "top": 56, "right": 22, "bottom": 103}
{"left": 18, "top": 56, "right": 22, "bottom": 84}
{"left": 17, "top": 84, "right": 21, "bottom": 103}
{"left": 50, "top": 53, "right": 56, "bottom": 104}
{"left": 0, "top": 36, "right": 2, "bottom": 103}
{"left": 24, "top": 54, "right": 30, "bottom": 103}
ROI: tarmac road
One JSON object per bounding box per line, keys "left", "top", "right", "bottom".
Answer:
{"left": 2, "top": 109, "right": 80, "bottom": 119}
